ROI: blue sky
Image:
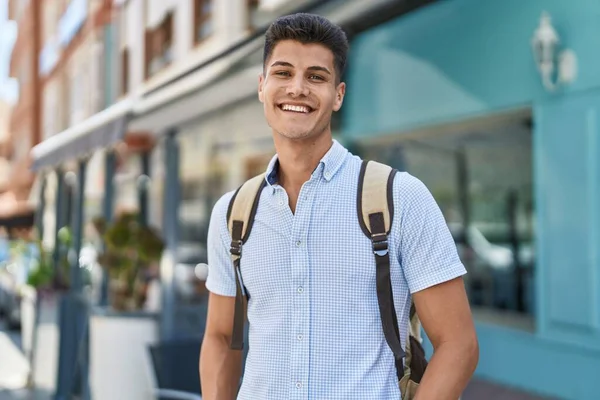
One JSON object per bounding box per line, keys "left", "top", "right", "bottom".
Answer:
{"left": 0, "top": 0, "right": 18, "bottom": 104}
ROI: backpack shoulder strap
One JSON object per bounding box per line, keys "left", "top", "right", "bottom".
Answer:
{"left": 226, "top": 172, "right": 267, "bottom": 350}
{"left": 357, "top": 160, "right": 405, "bottom": 374}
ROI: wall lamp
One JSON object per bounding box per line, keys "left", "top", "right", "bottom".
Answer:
{"left": 531, "top": 11, "right": 577, "bottom": 92}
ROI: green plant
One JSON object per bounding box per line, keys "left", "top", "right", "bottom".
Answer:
{"left": 93, "top": 212, "right": 164, "bottom": 311}
{"left": 26, "top": 242, "right": 54, "bottom": 289}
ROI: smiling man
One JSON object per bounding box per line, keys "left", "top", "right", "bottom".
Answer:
{"left": 199, "top": 13, "right": 479, "bottom": 400}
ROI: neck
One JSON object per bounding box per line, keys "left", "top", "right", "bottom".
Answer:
{"left": 273, "top": 132, "right": 333, "bottom": 191}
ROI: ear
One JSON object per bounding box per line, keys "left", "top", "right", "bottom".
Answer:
{"left": 258, "top": 73, "right": 265, "bottom": 103}
{"left": 332, "top": 82, "right": 346, "bottom": 112}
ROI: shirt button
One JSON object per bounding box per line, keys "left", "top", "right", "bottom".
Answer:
{"left": 297, "top": 334, "right": 303, "bottom": 341}
{"left": 296, "top": 382, "right": 302, "bottom": 389}
{"left": 295, "top": 240, "right": 302, "bottom": 247}
{"left": 297, "top": 286, "right": 304, "bottom": 294}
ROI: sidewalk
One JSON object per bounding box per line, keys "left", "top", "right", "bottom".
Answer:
{"left": 0, "top": 321, "right": 29, "bottom": 395}
{"left": 0, "top": 389, "right": 52, "bottom": 400}
{"left": 0, "top": 318, "right": 54, "bottom": 400}
{"left": 463, "top": 378, "right": 559, "bottom": 400}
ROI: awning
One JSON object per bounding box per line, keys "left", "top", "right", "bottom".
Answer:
{"left": 0, "top": 155, "right": 37, "bottom": 229}
{"left": 128, "top": 62, "right": 263, "bottom": 133}
{"left": 30, "top": 98, "right": 134, "bottom": 171}
{"left": 128, "top": 0, "right": 411, "bottom": 133}
{"left": 0, "top": 192, "right": 35, "bottom": 229}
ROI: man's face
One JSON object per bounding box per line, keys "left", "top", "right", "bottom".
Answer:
{"left": 259, "top": 40, "right": 346, "bottom": 141}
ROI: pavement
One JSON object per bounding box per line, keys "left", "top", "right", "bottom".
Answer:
{"left": 0, "top": 316, "right": 559, "bottom": 400}
{"left": 0, "top": 318, "right": 54, "bottom": 400}
{"left": 462, "top": 379, "right": 558, "bottom": 400}
{"left": 0, "top": 318, "right": 29, "bottom": 398}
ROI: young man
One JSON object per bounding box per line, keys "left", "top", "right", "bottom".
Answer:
{"left": 200, "top": 13, "right": 478, "bottom": 400}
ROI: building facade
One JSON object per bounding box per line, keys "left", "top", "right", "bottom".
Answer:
{"left": 28, "top": 0, "right": 600, "bottom": 398}
{"left": 342, "top": 0, "right": 600, "bottom": 398}
{"left": 0, "top": 101, "right": 13, "bottom": 190}
{"left": 38, "top": 0, "right": 114, "bottom": 247}
{"left": 2, "top": 0, "right": 42, "bottom": 233}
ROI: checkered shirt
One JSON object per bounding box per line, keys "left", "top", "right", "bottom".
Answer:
{"left": 206, "top": 140, "right": 466, "bottom": 399}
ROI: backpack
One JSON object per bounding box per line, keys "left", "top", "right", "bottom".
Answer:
{"left": 226, "top": 159, "right": 428, "bottom": 399}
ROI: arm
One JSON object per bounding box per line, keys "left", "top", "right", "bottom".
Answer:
{"left": 199, "top": 293, "right": 245, "bottom": 400}
{"left": 199, "top": 192, "right": 245, "bottom": 400}
{"left": 395, "top": 174, "right": 478, "bottom": 399}
{"left": 412, "top": 277, "right": 479, "bottom": 400}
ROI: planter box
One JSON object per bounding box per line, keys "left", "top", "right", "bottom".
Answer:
{"left": 29, "top": 290, "right": 62, "bottom": 393}
{"left": 20, "top": 285, "right": 37, "bottom": 364}
{"left": 89, "top": 309, "right": 159, "bottom": 400}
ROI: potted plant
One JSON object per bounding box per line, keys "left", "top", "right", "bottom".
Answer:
{"left": 92, "top": 211, "right": 164, "bottom": 311}
{"left": 88, "top": 211, "right": 166, "bottom": 400}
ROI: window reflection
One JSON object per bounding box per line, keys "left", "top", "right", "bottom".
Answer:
{"left": 358, "top": 115, "right": 535, "bottom": 322}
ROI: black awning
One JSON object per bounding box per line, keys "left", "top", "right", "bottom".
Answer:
{"left": 32, "top": 115, "right": 129, "bottom": 171}
{"left": 0, "top": 212, "right": 35, "bottom": 229}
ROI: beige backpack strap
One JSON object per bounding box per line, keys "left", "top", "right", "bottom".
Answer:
{"left": 357, "top": 160, "right": 405, "bottom": 380}
{"left": 226, "top": 173, "right": 266, "bottom": 350}
{"left": 358, "top": 160, "right": 396, "bottom": 236}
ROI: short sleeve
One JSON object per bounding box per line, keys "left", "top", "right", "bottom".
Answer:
{"left": 205, "top": 191, "right": 237, "bottom": 297}
{"left": 394, "top": 173, "right": 467, "bottom": 294}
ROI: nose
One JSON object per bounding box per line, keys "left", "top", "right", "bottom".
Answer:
{"left": 286, "top": 75, "right": 309, "bottom": 97}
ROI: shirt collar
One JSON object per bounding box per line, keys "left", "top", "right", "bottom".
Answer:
{"left": 265, "top": 139, "right": 348, "bottom": 187}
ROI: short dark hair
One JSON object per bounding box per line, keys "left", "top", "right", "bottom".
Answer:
{"left": 263, "top": 13, "right": 349, "bottom": 82}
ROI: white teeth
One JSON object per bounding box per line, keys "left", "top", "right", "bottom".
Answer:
{"left": 281, "top": 104, "right": 310, "bottom": 113}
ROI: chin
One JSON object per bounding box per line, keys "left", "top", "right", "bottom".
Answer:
{"left": 278, "top": 129, "right": 315, "bottom": 140}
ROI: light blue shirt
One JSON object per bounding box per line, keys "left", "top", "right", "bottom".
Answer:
{"left": 206, "top": 140, "right": 466, "bottom": 399}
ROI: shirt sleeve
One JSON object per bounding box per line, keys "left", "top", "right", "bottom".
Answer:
{"left": 205, "top": 191, "right": 238, "bottom": 297}
{"left": 394, "top": 173, "right": 467, "bottom": 294}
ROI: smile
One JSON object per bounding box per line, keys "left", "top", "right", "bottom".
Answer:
{"left": 279, "top": 104, "right": 314, "bottom": 113}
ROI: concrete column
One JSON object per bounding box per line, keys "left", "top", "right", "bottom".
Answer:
{"left": 99, "top": 151, "right": 116, "bottom": 307}
{"left": 160, "top": 129, "right": 180, "bottom": 340}
{"left": 216, "top": 0, "right": 249, "bottom": 44}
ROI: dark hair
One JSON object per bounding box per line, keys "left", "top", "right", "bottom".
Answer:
{"left": 263, "top": 13, "right": 349, "bottom": 82}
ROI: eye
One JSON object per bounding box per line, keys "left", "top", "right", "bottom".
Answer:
{"left": 309, "top": 74, "right": 325, "bottom": 81}
{"left": 274, "top": 71, "right": 291, "bottom": 77}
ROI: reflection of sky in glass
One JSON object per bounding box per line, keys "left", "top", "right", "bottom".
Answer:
{"left": 198, "top": 19, "right": 213, "bottom": 41}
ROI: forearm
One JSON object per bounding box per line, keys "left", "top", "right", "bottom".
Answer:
{"left": 200, "top": 333, "right": 244, "bottom": 400}
{"left": 414, "top": 340, "right": 479, "bottom": 400}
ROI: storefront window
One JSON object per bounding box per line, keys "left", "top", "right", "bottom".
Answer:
{"left": 357, "top": 114, "right": 535, "bottom": 327}
{"left": 172, "top": 131, "right": 227, "bottom": 338}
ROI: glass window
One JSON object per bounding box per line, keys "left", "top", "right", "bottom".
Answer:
{"left": 356, "top": 113, "right": 535, "bottom": 328}
{"left": 193, "top": 0, "right": 212, "bottom": 44}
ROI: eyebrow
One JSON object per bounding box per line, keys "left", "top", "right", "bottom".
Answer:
{"left": 270, "top": 61, "right": 332, "bottom": 75}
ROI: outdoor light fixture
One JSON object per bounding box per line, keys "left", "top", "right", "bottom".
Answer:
{"left": 531, "top": 11, "right": 577, "bottom": 92}
{"left": 64, "top": 171, "right": 78, "bottom": 188}
{"left": 137, "top": 174, "right": 152, "bottom": 190}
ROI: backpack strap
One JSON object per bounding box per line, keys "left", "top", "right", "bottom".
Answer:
{"left": 357, "top": 160, "right": 405, "bottom": 379}
{"left": 226, "top": 173, "right": 267, "bottom": 350}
